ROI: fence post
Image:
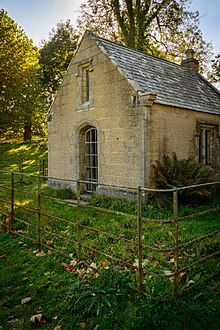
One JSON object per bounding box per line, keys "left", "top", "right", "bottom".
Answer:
{"left": 37, "top": 175, "right": 42, "bottom": 249}
{"left": 173, "top": 188, "right": 179, "bottom": 297}
{"left": 10, "top": 172, "right": 14, "bottom": 233}
{"left": 137, "top": 186, "right": 143, "bottom": 292}
{"left": 39, "top": 159, "right": 47, "bottom": 181}
{"left": 19, "top": 160, "right": 24, "bottom": 183}
{"left": 77, "top": 180, "right": 81, "bottom": 261}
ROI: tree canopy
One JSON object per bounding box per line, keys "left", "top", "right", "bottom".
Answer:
{"left": 0, "top": 9, "right": 45, "bottom": 140}
{"left": 39, "top": 20, "right": 79, "bottom": 104}
{"left": 77, "top": 0, "right": 212, "bottom": 72}
{"left": 209, "top": 54, "right": 220, "bottom": 84}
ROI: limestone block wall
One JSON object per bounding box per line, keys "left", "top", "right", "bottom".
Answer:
{"left": 146, "top": 104, "right": 220, "bottom": 182}
{"left": 48, "top": 33, "right": 143, "bottom": 191}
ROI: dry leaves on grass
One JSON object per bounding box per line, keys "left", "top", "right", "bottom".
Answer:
{"left": 33, "top": 249, "right": 46, "bottom": 257}
{"left": 21, "top": 296, "right": 32, "bottom": 304}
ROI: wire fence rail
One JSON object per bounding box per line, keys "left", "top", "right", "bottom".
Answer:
{"left": 0, "top": 169, "right": 219, "bottom": 300}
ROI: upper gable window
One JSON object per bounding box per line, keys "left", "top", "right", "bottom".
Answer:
{"left": 81, "top": 64, "right": 90, "bottom": 104}
{"left": 77, "top": 59, "right": 93, "bottom": 110}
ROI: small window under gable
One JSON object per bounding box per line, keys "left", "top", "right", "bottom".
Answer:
{"left": 81, "top": 64, "right": 90, "bottom": 104}
{"left": 77, "top": 58, "right": 93, "bottom": 110}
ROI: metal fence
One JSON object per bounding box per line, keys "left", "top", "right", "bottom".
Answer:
{"left": 0, "top": 170, "right": 219, "bottom": 299}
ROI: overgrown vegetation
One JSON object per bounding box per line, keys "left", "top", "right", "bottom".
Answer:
{"left": 150, "top": 153, "right": 214, "bottom": 206}
{"left": 0, "top": 141, "right": 220, "bottom": 329}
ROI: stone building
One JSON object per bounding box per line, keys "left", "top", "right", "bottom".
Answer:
{"left": 47, "top": 30, "right": 220, "bottom": 194}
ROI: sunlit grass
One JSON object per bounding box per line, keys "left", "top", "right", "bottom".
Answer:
{"left": 7, "top": 144, "right": 32, "bottom": 154}
{"left": 0, "top": 141, "right": 219, "bottom": 329}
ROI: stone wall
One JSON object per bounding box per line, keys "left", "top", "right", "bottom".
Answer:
{"left": 48, "top": 33, "right": 143, "bottom": 191}
{"left": 146, "top": 104, "right": 220, "bottom": 183}
{"left": 48, "top": 33, "right": 220, "bottom": 193}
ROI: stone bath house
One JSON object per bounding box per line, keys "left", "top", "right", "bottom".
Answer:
{"left": 47, "top": 30, "right": 220, "bottom": 194}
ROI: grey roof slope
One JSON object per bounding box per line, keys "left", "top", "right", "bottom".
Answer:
{"left": 89, "top": 31, "right": 220, "bottom": 115}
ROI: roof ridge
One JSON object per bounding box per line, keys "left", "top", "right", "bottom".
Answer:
{"left": 87, "top": 30, "right": 185, "bottom": 70}
{"left": 85, "top": 30, "right": 220, "bottom": 114}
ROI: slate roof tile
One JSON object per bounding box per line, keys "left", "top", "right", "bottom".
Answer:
{"left": 89, "top": 31, "right": 220, "bottom": 115}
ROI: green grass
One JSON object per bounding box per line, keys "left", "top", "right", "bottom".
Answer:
{"left": 0, "top": 232, "right": 220, "bottom": 330}
{"left": 0, "top": 140, "right": 220, "bottom": 329}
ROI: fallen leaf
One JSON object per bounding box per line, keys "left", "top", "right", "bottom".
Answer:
{"left": 53, "top": 326, "right": 62, "bottom": 330}
{"left": 94, "top": 325, "right": 100, "bottom": 330}
{"left": 70, "top": 259, "right": 77, "bottom": 267}
{"left": 164, "top": 270, "right": 173, "bottom": 276}
{"left": 194, "top": 292, "right": 203, "bottom": 300}
{"left": 62, "top": 262, "right": 76, "bottom": 273}
{"left": 79, "top": 323, "right": 86, "bottom": 329}
{"left": 21, "top": 297, "right": 32, "bottom": 304}
{"left": 98, "top": 259, "right": 108, "bottom": 267}
{"left": 186, "top": 280, "right": 196, "bottom": 287}
{"left": 30, "top": 314, "right": 43, "bottom": 323}
{"left": 3, "top": 218, "right": 10, "bottom": 227}
{"left": 179, "top": 271, "right": 186, "bottom": 281}
{"left": 89, "top": 262, "right": 98, "bottom": 270}
{"left": 35, "top": 251, "right": 46, "bottom": 257}
{"left": 94, "top": 272, "right": 99, "bottom": 278}
{"left": 46, "top": 240, "right": 54, "bottom": 246}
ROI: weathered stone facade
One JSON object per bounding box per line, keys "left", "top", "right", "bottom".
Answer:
{"left": 47, "top": 31, "right": 220, "bottom": 194}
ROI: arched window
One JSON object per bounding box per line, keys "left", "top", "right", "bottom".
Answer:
{"left": 84, "top": 127, "right": 98, "bottom": 191}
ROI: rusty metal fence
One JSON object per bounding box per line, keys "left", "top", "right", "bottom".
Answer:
{"left": 0, "top": 170, "right": 219, "bottom": 299}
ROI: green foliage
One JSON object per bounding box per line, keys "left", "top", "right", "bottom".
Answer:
{"left": 54, "top": 188, "right": 76, "bottom": 200}
{"left": 209, "top": 53, "right": 220, "bottom": 84}
{"left": 67, "top": 266, "right": 131, "bottom": 317}
{"left": 0, "top": 10, "right": 46, "bottom": 140}
{"left": 39, "top": 20, "right": 79, "bottom": 104}
{"left": 77, "top": 0, "right": 212, "bottom": 71}
{"left": 150, "top": 153, "right": 214, "bottom": 205}
{"left": 90, "top": 193, "right": 137, "bottom": 214}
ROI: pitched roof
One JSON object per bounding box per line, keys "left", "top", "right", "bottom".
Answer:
{"left": 88, "top": 31, "right": 220, "bottom": 115}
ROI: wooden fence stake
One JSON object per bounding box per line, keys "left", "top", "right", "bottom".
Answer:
{"left": 10, "top": 172, "right": 14, "bottom": 233}
{"left": 19, "top": 160, "right": 24, "bottom": 183}
{"left": 173, "top": 188, "right": 180, "bottom": 297}
{"left": 37, "top": 175, "right": 42, "bottom": 248}
{"left": 77, "top": 180, "right": 81, "bottom": 261}
{"left": 137, "top": 186, "right": 143, "bottom": 292}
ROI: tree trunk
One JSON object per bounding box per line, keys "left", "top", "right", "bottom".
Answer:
{"left": 23, "top": 124, "right": 32, "bottom": 141}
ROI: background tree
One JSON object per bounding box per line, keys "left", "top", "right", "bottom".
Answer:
{"left": 209, "top": 54, "right": 220, "bottom": 84}
{"left": 39, "top": 20, "right": 79, "bottom": 105}
{"left": 77, "top": 0, "right": 212, "bottom": 72}
{"left": 0, "top": 9, "right": 45, "bottom": 140}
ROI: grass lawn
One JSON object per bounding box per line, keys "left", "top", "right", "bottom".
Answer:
{"left": 0, "top": 140, "right": 220, "bottom": 329}
{"left": 0, "top": 232, "right": 220, "bottom": 330}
